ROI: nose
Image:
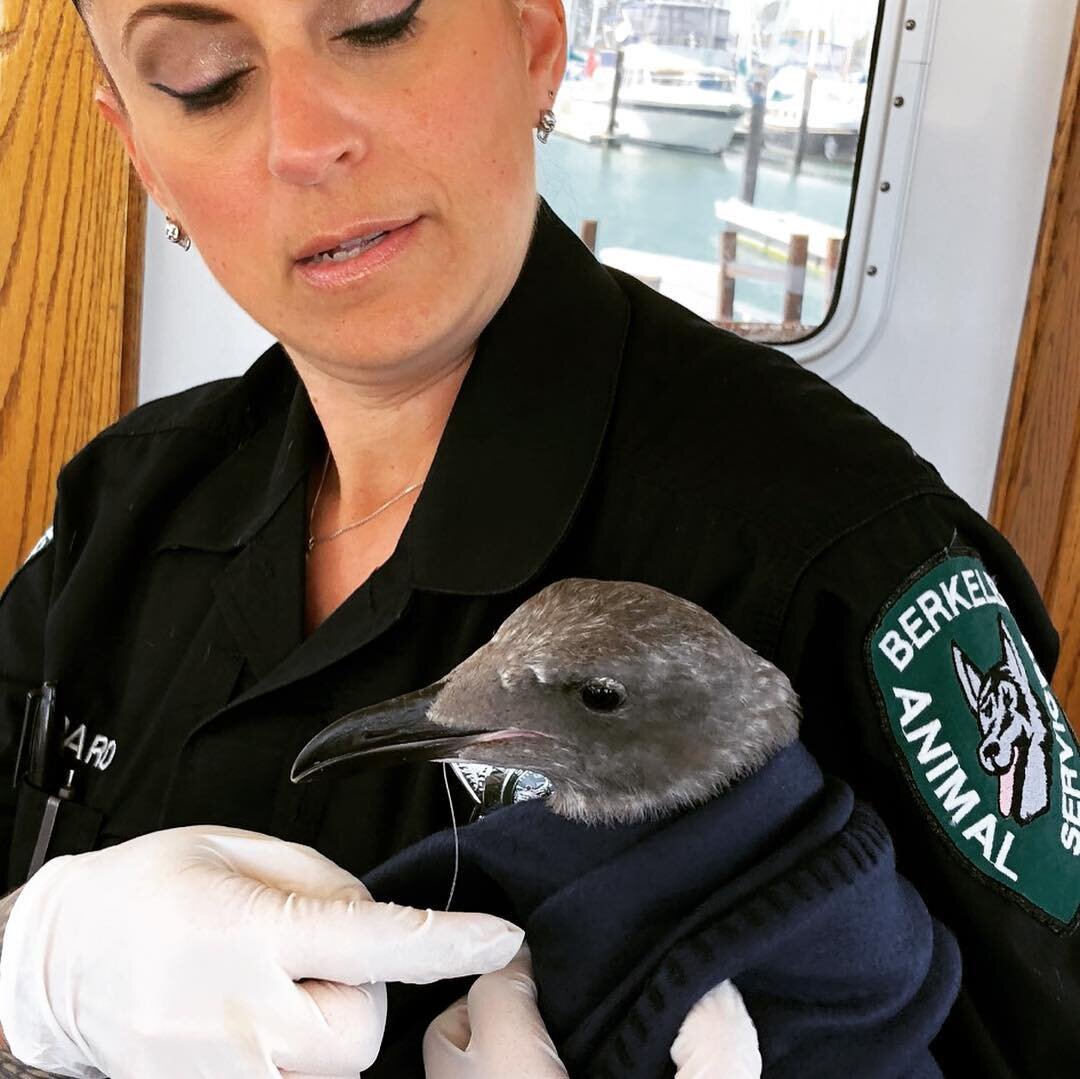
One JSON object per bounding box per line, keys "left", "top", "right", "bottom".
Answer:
{"left": 981, "top": 740, "right": 1000, "bottom": 764}
{"left": 265, "top": 52, "right": 368, "bottom": 186}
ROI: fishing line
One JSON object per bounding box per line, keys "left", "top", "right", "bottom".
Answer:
{"left": 441, "top": 762, "right": 460, "bottom": 911}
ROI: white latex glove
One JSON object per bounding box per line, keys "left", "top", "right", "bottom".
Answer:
{"left": 0, "top": 825, "right": 523, "bottom": 1079}
{"left": 670, "top": 980, "right": 762, "bottom": 1079}
{"left": 423, "top": 946, "right": 569, "bottom": 1079}
{"left": 424, "top": 948, "right": 761, "bottom": 1079}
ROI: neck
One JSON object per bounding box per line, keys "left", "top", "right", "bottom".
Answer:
{"left": 284, "top": 198, "right": 541, "bottom": 512}
{"left": 294, "top": 345, "right": 475, "bottom": 517}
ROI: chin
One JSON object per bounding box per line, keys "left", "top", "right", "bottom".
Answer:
{"left": 280, "top": 293, "right": 468, "bottom": 373}
{"left": 259, "top": 226, "right": 524, "bottom": 374}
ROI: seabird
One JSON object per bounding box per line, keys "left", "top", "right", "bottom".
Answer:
{"left": 290, "top": 580, "right": 961, "bottom": 1079}
{"left": 292, "top": 578, "right": 800, "bottom": 824}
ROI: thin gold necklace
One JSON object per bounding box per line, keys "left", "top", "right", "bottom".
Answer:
{"left": 306, "top": 452, "right": 423, "bottom": 554}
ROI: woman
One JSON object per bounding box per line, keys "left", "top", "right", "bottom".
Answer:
{"left": 0, "top": 0, "right": 1074, "bottom": 1075}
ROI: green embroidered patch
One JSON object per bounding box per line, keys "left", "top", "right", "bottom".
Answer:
{"left": 869, "top": 554, "right": 1080, "bottom": 926}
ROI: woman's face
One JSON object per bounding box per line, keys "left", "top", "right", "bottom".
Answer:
{"left": 88, "top": 0, "right": 566, "bottom": 380}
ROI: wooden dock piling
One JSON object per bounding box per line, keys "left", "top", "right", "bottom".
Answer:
{"left": 719, "top": 227, "right": 810, "bottom": 327}
{"left": 606, "top": 49, "right": 625, "bottom": 141}
{"left": 825, "top": 236, "right": 842, "bottom": 309}
{"left": 783, "top": 234, "right": 809, "bottom": 322}
{"left": 586, "top": 206, "right": 844, "bottom": 335}
{"left": 719, "top": 230, "right": 737, "bottom": 321}
{"left": 794, "top": 70, "right": 817, "bottom": 175}
{"left": 741, "top": 82, "right": 767, "bottom": 206}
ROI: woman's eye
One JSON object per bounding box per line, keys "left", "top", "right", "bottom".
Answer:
{"left": 156, "top": 70, "right": 254, "bottom": 116}
{"left": 155, "top": 0, "right": 424, "bottom": 116}
{"left": 339, "top": 0, "right": 423, "bottom": 48}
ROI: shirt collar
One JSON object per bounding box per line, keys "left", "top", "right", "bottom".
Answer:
{"left": 157, "top": 200, "right": 630, "bottom": 595}
{"left": 156, "top": 358, "right": 318, "bottom": 554}
{"left": 408, "top": 199, "right": 630, "bottom": 593}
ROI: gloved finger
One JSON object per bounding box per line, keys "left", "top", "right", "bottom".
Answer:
{"left": 670, "top": 980, "right": 761, "bottom": 1079}
{"left": 267, "top": 893, "right": 525, "bottom": 986}
{"left": 465, "top": 947, "right": 567, "bottom": 1065}
{"left": 195, "top": 830, "right": 521, "bottom": 986}
{"left": 423, "top": 999, "right": 471, "bottom": 1078}
{"left": 105, "top": 1036, "right": 284, "bottom": 1079}
{"left": 279, "top": 1073, "right": 359, "bottom": 1078}
{"left": 424, "top": 987, "right": 570, "bottom": 1079}
{"left": 454, "top": 947, "right": 569, "bottom": 1077}
{"left": 424, "top": 996, "right": 473, "bottom": 1055}
{"left": 271, "top": 980, "right": 387, "bottom": 1075}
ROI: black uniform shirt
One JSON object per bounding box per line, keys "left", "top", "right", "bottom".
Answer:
{"left": 1, "top": 201, "right": 1076, "bottom": 1076}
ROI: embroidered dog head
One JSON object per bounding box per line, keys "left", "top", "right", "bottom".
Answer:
{"left": 951, "top": 617, "right": 1052, "bottom": 826}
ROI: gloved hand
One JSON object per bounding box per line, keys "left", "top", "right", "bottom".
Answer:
{"left": 0, "top": 826, "right": 523, "bottom": 1079}
{"left": 423, "top": 949, "right": 761, "bottom": 1079}
{"left": 669, "top": 980, "right": 762, "bottom": 1079}
{"left": 423, "top": 947, "right": 569, "bottom": 1079}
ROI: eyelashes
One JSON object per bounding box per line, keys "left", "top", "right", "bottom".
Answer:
{"left": 156, "top": 0, "right": 425, "bottom": 116}
{"left": 158, "top": 69, "right": 254, "bottom": 115}
{"left": 341, "top": 0, "right": 424, "bottom": 48}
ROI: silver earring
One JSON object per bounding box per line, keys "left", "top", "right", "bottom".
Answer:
{"left": 537, "top": 108, "right": 556, "bottom": 144}
{"left": 165, "top": 215, "right": 191, "bottom": 251}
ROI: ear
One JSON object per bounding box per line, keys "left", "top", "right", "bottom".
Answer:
{"left": 997, "top": 618, "right": 1029, "bottom": 687}
{"left": 951, "top": 641, "right": 983, "bottom": 716}
{"left": 516, "top": 0, "right": 568, "bottom": 109}
{"left": 93, "top": 85, "right": 171, "bottom": 212}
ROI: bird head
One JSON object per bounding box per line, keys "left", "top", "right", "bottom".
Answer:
{"left": 291, "top": 579, "right": 800, "bottom": 824}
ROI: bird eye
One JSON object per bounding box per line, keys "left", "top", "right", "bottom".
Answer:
{"left": 578, "top": 678, "right": 627, "bottom": 712}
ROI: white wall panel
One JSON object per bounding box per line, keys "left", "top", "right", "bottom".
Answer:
{"left": 139, "top": 201, "right": 273, "bottom": 405}
{"left": 831, "top": 0, "right": 1076, "bottom": 512}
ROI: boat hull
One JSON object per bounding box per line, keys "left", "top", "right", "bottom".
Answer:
{"left": 763, "top": 124, "right": 860, "bottom": 163}
{"left": 562, "top": 92, "right": 743, "bottom": 154}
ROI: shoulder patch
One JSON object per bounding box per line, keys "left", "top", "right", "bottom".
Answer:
{"left": 868, "top": 553, "right": 1080, "bottom": 927}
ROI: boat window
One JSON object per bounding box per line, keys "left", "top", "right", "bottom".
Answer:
{"left": 540, "top": 0, "right": 886, "bottom": 345}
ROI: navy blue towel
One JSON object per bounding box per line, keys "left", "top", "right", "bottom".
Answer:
{"left": 363, "top": 743, "right": 960, "bottom": 1078}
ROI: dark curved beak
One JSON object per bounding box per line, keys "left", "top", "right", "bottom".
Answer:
{"left": 291, "top": 679, "right": 498, "bottom": 783}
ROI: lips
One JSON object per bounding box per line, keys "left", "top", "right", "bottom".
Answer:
{"left": 293, "top": 217, "right": 418, "bottom": 263}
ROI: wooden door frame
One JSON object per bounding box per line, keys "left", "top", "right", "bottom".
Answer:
{"left": 120, "top": 178, "right": 147, "bottom": 416}
{"left": 991, "top": 6, "right": 1080, "bottom": 725}
{"left": 0, "top": 0, "right": 144, "bottom": 579}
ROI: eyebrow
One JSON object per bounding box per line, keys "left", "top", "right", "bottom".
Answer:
{"left": 121, "top": 3, "right": 238, "bottom": 55}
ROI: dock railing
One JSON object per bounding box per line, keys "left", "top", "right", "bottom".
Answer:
{"left": 714, "top": 198, "right": 844, "bottom": 336}
{"left": 579, "top": 205, "right": 844, "bottom": 344}
{"left": 718, "top": 229, "right": 842, "bottom": 324}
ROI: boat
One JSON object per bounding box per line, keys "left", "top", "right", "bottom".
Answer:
{"left": 762, "top": 66, "right": 867, "bottom": 162}
{"left": 561, "top": 42, "right": 746, "bottom": 154}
